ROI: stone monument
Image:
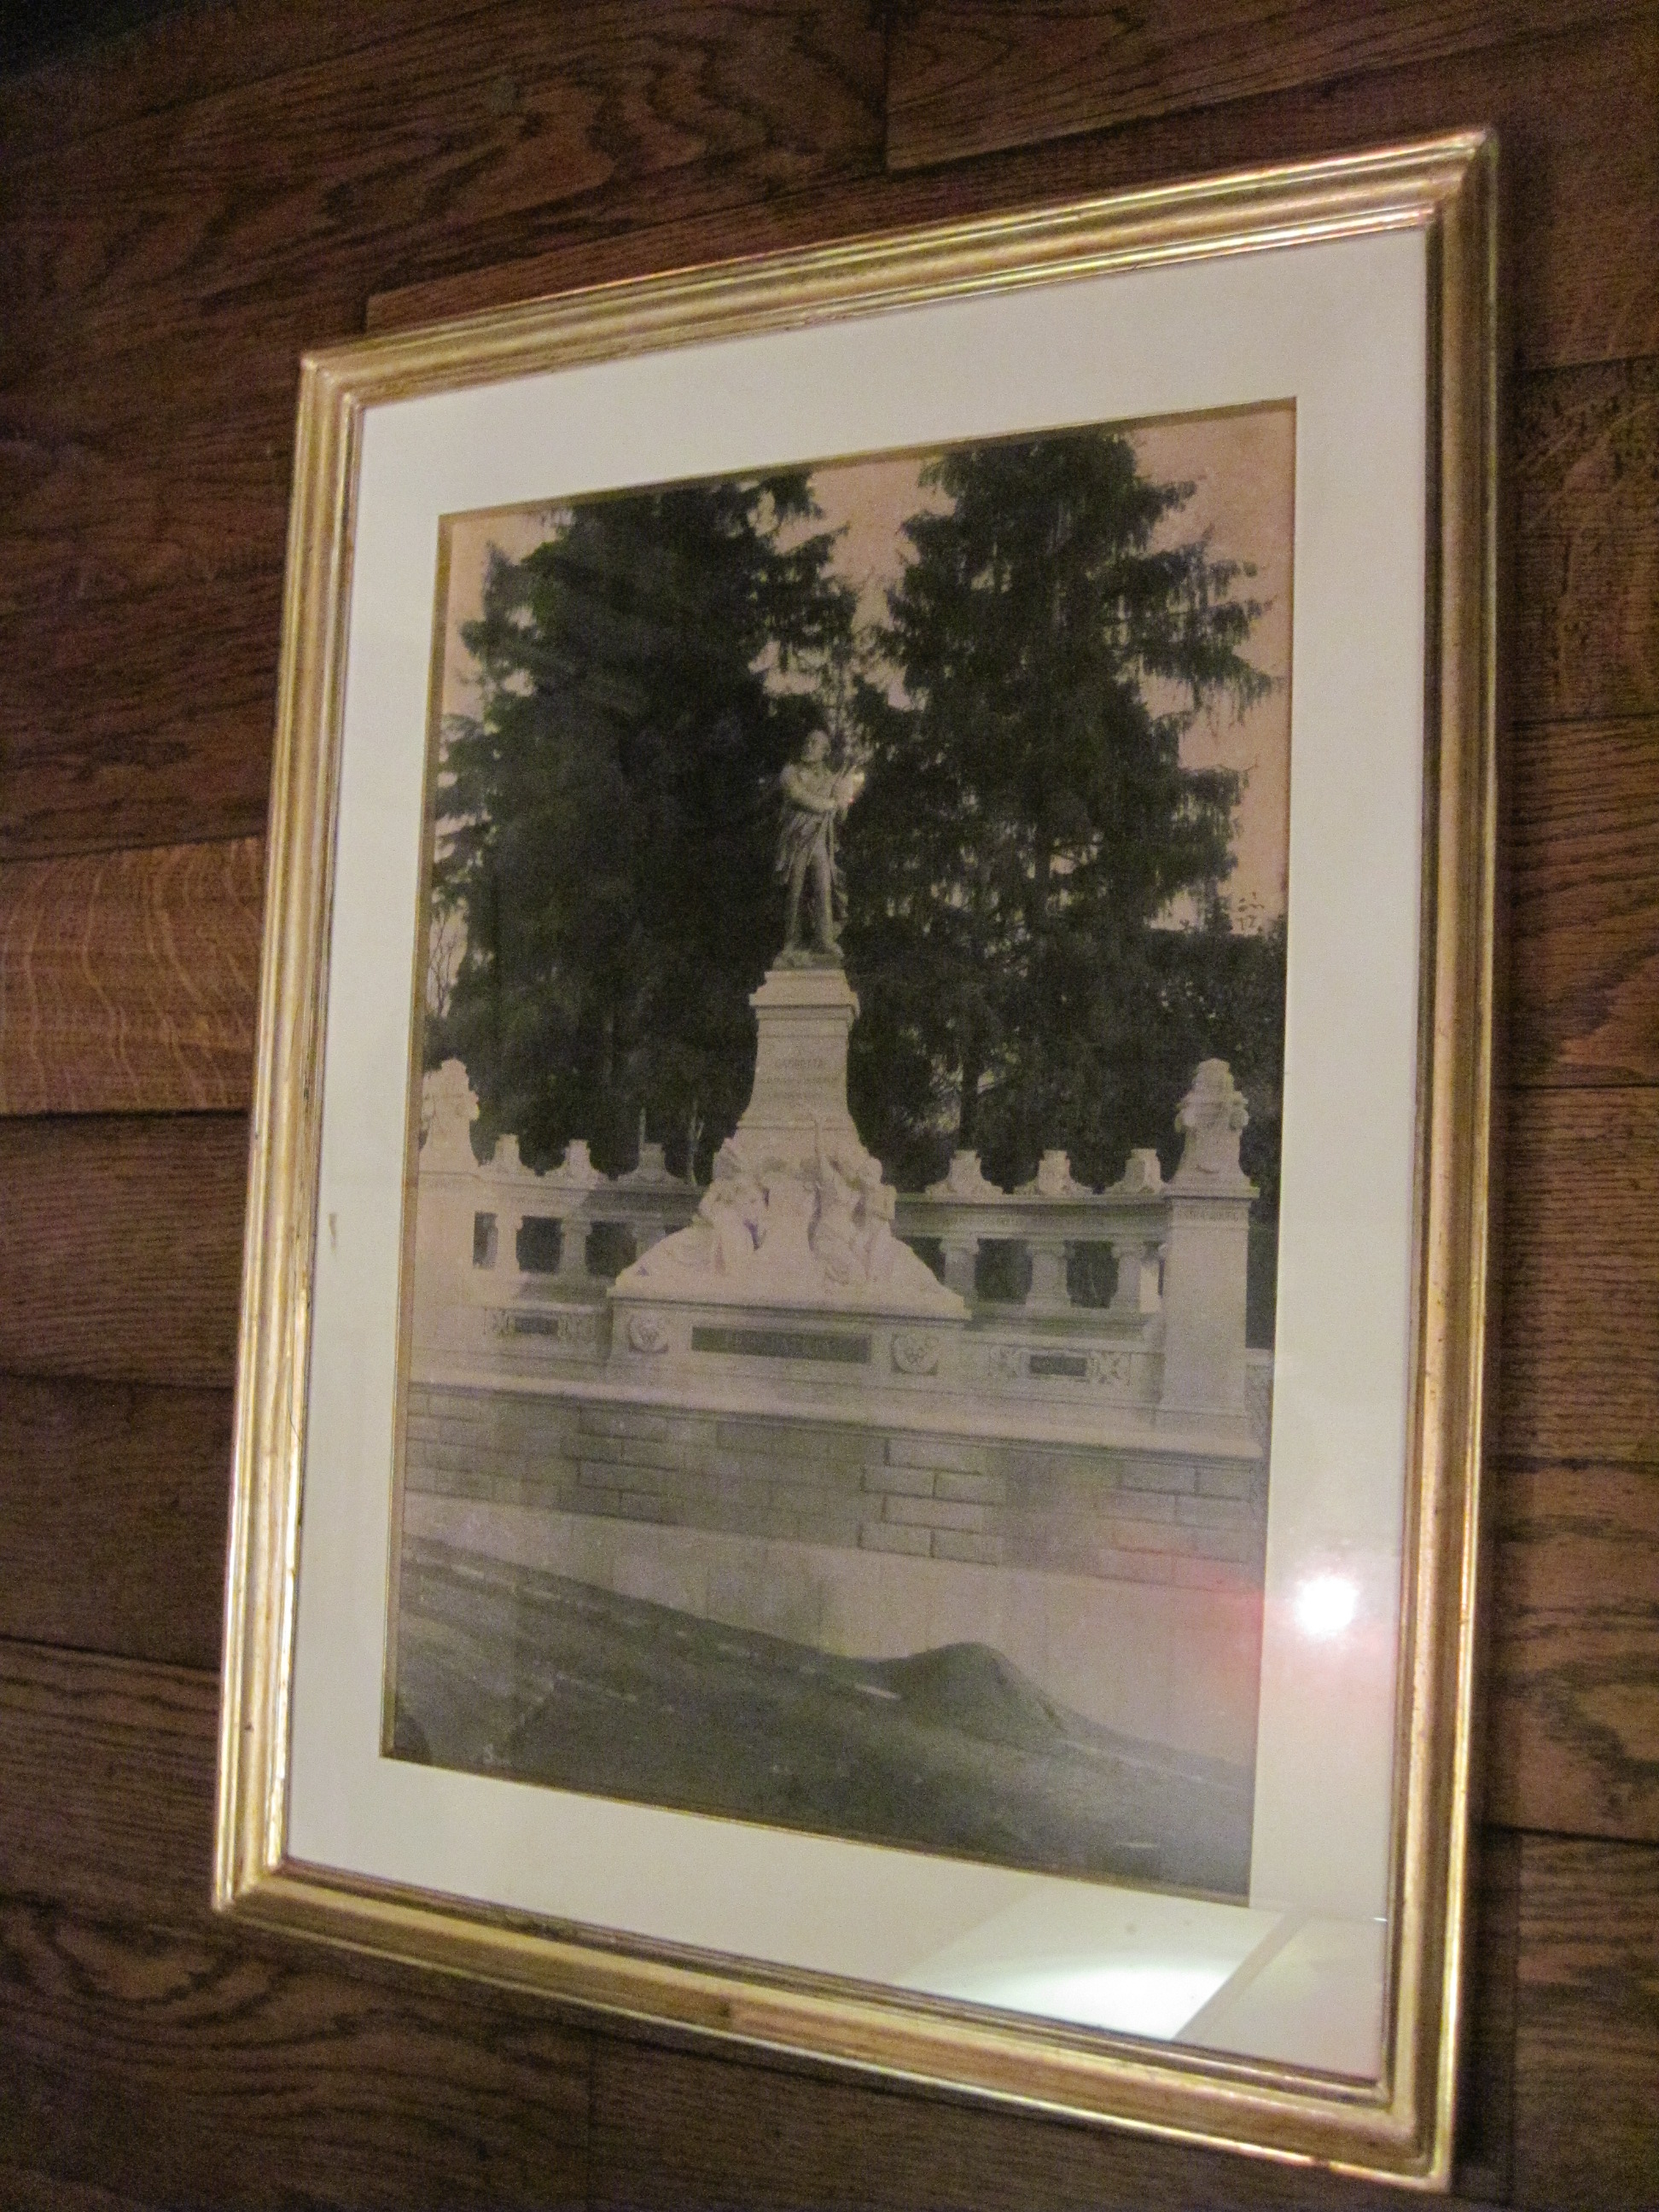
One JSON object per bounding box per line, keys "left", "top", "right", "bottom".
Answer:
{"left": 609, "top": 732, "right": 965, "bottom": 1371}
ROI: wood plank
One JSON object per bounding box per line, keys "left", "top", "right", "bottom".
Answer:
{"left": 0, "top": 369, "right": 295, "bottom": 621}
{"left": 1487, "top": 1462, "right": 1659, "bottom": 1840}
{"left": 0, "top": 1643, "right": 218, "bottom": 1924}
{"left": 0, "top": 0, "right": 519, "bottom": 164}
{"left": 0, "top": 1115, "right": 247, "bottom": 1387}
{"left": 0, "top": 1899, "right": 591, "bottom": 2211}
{"left": 0, "top": 1640, "right": 591, "bottom": 2209}
{"left": 0, "top": 1377, "right": 231, "bottom": 1672}
{"left": 1499, "top": 1086, "right": 1659, "bottom": 1464}
{"left": 1512, "top": 1834, "right": 1659, "bottom": 2208}
{"left": 1515, "top": 358, "right": 1659, "bottom": 725}
{"left": 0, "top": 2163, "right": 161, "bottom": 2212}
{"left": 0, "top": 839, "right": 263, "bottom": 1114}
{"left": 1508, "top": 715, "right": 1659, "bottom": 1089}
{"left": 1, "top": 1, "right": 885, "bottom": 358}
{"left": 587, "top": 2030, "right": 1500, "bottom": 2209}
{"left": 885, "top": 0, "right": 1638, "bottom": 172}
{"left": 370, "top": 10, "right": 1659, "bottom": 372}
{"left": 0, "top": 569, "right": 282, "bottom": 861}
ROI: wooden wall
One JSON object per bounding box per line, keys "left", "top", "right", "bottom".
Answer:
{"left": 2, "top": 4, "right": 1655, "bottom": 2203}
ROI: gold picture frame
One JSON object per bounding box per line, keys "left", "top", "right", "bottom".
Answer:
{"left": 216, "top": 131, "right": 1498, "bottom": 2187}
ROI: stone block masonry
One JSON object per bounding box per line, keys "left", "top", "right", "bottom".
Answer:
{"left": 405, "top": 1382, "right": 1266, "bottom": 1592}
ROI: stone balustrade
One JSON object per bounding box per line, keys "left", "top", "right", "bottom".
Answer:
{"left": 411, "top": 1056, "right": 1261, "bottom": 1437}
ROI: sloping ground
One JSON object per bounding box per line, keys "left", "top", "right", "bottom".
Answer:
{"left": 393, "top": 1535, "right": 1254, "bottom": 1895}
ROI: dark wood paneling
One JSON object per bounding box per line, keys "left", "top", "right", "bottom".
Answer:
{"left": 1, "top": 1899, "right": 591, "bottom": 2212}
{"left": 0, "top": 1642, "right": 591, "bottom": 2211}
{"left": 0, "top": 1644, "right": 218, "bottom": 1923}
{"left": 1509, "top": 716, "right": 1659, "bottom": 1089}
{"left": 0, "top": 1378, "right": 231, "bottom": 1671}
{"left": 1, "top": 2, "right": 886, "bottom": 358}
{"left": 0, "top": 1115, "right": 247, "bottom": 1386}
{"left": 586, "top": 2034, "right": 1497, "bottom": 2210}
{"left": 0, "top": 368, "right": 295, "bottom": 621}
{"left": 1487, "top": 1461, "right": 1659, "bottom": 1840}
{"left": 0, "top": 0, "right": 520, "bottom": 162}
{"left": 0, "top": 2163, "right": 160, "bottom": 2212}
{"left": 1514, "top": 358, "right": 1659, "bottom": 725}
{"left": 373, "top": 9, "right": 1659, "bottom": 373}
{"left": 1499, "top": 1086, "right": 1659, "bottom": 1464}
{"left": 885, "top": 0, "right": 1633, "bottom": 171}
{"left": 0, "top": 568, "right": 282, "bottom": 863}
{"left": 1512, "top": 1834, "right": 1659, "bottom": 2208}
{"left": 0, "top": 840, "right": 262, "bottom": 1114}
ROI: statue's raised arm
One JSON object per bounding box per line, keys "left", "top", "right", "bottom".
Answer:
{"left": 776, "top": 729, "right": 864, "bottom": 963}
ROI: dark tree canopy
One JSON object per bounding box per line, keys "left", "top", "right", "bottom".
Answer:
{"left": 427, "top": 472, "right": 853, "bottom": 1175}
{"left": 842, "top": 428, "right": 1278, "bottom": 1195}
{"left": 425, "top": 428, "right": 1285, "bottom": 1289}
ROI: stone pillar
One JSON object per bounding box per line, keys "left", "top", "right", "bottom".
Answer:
{"left": 1160, "top": 1061, "right": 1254, "bottom": 1419}
{"left": 940, "top": 1237, "right": 978, "bottom": 1301}
{"left": 1025, "top": 1237, "right": 1072, "bottom": 1315}
{"left": 556, "top": 1214, "right": 590, "bottom": 1284}
{"left": 1110, "top": 1236, "right": 1162, "bottom": 1315}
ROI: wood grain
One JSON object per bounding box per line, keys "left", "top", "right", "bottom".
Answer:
{"left": 0, "top": 1898, "right": 591, "bottom": 2212}
{"left": 0, "top": 1115, "right": 247, "bottom": 1386}
{"left": 0, "top": 570, "right": 282, "bottom": 861}
{"left": 372, "top": 9, "right": 1659, "bottom": 372}
{"left": 0, "top": 2163, "right": 161, "bottom": 2212}
{"left": 0, "top": 1377, "right": 231, "bottom": 1672}
{"left": 885, "top": 0, "right": 1638, "bottom": 172}
{"left": 0, "top": 1641, "right": 591, "bottom": 2209}
{"left": 1514, "top": 357, "right": 1659, "bottom": 725}
{"left": 0, "top": 0, "right": 521, "bottom": 163}
{"left": 1487, "top": 1462, "right": 1659, "bottom": 1840}
{"left": 1499, "top": 1086, "right": 1659, "bottom": 1464}
{"left": 0, "top": 367, "right": 295, "bottom": 621}
{"left": 1508, "top": 716, "right": 1659, "bottom": 1089}
{"left": 0, "top": 839, "right": 263, "bottom": 1114}
{"left": 586, "top": 2033, "right": 1498, "bottom": 2210}
{"left": 1512, "top": 1834, "right": 1659, "bottom": 2208}
{"left": 0, "top": 1643, "right": 218, "bottom": 1924}
{"left": 1, "top": 2, "right": 885, "bottom": 356}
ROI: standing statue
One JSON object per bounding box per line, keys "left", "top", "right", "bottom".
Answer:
{"left": 776, "top": 729, "right": 864, "bottom": 962}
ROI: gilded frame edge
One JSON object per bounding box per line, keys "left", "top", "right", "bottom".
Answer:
{"left": 213, "top": 128, "right": 1500, "bottom": 2188}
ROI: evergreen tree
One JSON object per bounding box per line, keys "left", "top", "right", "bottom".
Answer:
{"left": 428, "top": 474, "right": 853, "bottom": 1175}
{"left": 843, "top": 428, "right": 1277, "bottom": 1196}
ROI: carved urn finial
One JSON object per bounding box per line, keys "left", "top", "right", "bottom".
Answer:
{"left": 1173, "top": 1059, "right": 1250, "bottom": 1186}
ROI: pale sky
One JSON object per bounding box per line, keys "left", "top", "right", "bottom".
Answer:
{"left": 434, "top": 402, "right": 1293, "bottom": 927}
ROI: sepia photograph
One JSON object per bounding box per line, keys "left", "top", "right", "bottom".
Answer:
{"left": 391, "top": 405, "right": 1295, "bottom": 1901}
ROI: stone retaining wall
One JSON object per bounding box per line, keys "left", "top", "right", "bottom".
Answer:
{"left": 405, "top": 1382, "right": 1267, "bottom": 1592}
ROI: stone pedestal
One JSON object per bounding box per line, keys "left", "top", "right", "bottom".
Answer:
{"left": 609, "top": 960, "right": 965, "bottom": 1356}
{"left": 737, "top": 964, "right": 865, "bottom": 1167}
{"left": 1159, "top": 1061, "right": 1254, "bottom": 1418}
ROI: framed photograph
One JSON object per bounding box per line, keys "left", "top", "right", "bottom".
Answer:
{"left": 217, "top": 131, "right": 1498, "bottom": 2186}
